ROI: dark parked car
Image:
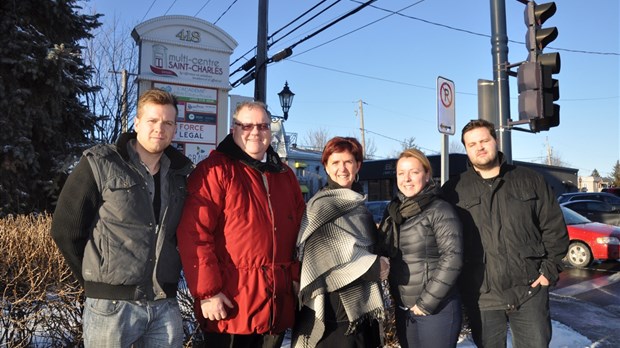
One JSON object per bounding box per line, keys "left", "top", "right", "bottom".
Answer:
{"left": 365, "top": 200, "right": 390, "bottom": 225}
{"left": 560, "top": 200, "right": 620, "bottom": 227}
{"left": 602, "top": 187, "right": 620, "bottom": 197}
{"left": 561, "top": 206, "right": 620, "bottom": 268}
{"left": 557, "top": 192, "right": 620, "bottom": 210}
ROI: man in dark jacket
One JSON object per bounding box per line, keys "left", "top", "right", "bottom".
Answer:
{"left": 51, "top": 89, "right": 193, "bottom": 347}
{"left": 441, "top": 119, "right": 569, "bottom": 348}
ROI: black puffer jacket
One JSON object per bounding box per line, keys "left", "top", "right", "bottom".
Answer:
{"left": 379, "top": 185, "right": 463, "bottom": 315}
{"left": 441, "top": 153, "right": 569, "bottom": 311}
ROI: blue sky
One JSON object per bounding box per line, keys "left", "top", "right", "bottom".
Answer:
{"left": 86, "top": 0, "right": 619, "bottom": 177}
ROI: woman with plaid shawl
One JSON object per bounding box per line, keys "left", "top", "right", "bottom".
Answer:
{"left": 292, "top": 137, "right": 389, "bottom": 348}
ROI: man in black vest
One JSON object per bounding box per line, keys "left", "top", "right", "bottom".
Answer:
{"left": 51, "top": 89, "right": 193, "bottom": 347}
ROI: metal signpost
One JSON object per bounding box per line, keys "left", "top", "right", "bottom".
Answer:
{"left": 437, "top": 76, "right": 455, "bottom": 185}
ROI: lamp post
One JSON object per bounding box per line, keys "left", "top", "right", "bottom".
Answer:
{"left": 278, "top": 81, "right": 295, "bottom": 121}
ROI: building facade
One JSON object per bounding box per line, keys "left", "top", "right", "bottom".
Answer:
{"left": 359, "top": 153, "right": 579, "bottom": 201}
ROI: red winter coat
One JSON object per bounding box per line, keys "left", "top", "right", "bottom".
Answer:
{"left": 177, "top": 147, "right": 305, "bottom": 335}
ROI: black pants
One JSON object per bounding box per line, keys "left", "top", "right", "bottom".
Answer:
{"left": 198, "top": 331, "right": 285, "bottom": 348}
{"left": 465, "top": 286, "right": 551, "bottom": 348}
{"left": 395, "top": 295, "right": 462, "bottom": 348}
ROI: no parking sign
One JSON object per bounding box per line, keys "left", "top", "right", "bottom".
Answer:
{"left": 437, "top": 76, "right": 455, "bottom": 135}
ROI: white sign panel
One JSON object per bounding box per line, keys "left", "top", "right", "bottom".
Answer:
{"left": 140, "top": 42, "right": 230, "bottom": 88}
{"left": 437, "top": 76, "right": 455, "bottom": 135}
{"left": 183, "top": 143, "right": 215, "bottom": 164}
{"left": 154, "top": 82, "right": 217, "bottom": 104}
{"left": 186, "top": 102, "right": 217, "bottom": 114}
{"left": 174, "top": 122, "right": 216, "bottom": 143}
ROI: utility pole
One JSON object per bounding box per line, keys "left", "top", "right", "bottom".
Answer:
{"left": 358, "top": 100, "right": 366, "bottom": 158}
{"left": 490, "top": 0, "right": 512, "bottom": 163}
{"left": 121, "top": 69, "right": 128, "bottom": 132}
{"left": 110, "top": 68, "right": 134, "bottom": 133}
{"left": 255, "top": 0, "right": 268, "bottom": 103}
{"left": 546, "top": 137, "right": 552, "bottom": 165}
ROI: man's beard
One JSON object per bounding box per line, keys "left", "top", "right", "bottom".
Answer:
{"left": 473, "top": 154, "right": 499, "bottom": 172}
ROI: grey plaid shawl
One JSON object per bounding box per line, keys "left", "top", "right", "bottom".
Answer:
{"left": 292, "top": 188, "right": 384, "bottom": 348}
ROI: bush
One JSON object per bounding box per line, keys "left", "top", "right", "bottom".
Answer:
{"left": 3, "top": 214, "right": 464, "bottom": 347}
{"left": 0, "top": 214, "right": 83, "bottom": 347}
{"left": 0, "top": 214, "right": 203, "bottom": 347}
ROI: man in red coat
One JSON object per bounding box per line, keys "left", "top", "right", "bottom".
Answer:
{"left": 177, "top": 101, "right": 305, "bottom": 348}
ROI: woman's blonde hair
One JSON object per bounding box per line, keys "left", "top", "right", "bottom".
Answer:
{"left": 397, "top": 148, "right": 432, "bottom": 178}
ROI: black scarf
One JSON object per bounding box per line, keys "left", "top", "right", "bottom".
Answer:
{"left": 216, "top": 134, "right": 286, "bottom": 173}
{"left": 379, "top": 181, "right": 438, "bottom": 257}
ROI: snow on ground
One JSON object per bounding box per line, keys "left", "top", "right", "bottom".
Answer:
{"left": 456, "top": 320, "right": 592, "bottom": 347}
{"left": 281, "top": 320, "right": 592, "bottom": 348}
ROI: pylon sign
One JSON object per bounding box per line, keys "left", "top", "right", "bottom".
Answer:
{"left": 437, "top": 76, "right": 455, "bottom": 135}
{"left": 132, "top": 15, "right": 238, "bottom": 163}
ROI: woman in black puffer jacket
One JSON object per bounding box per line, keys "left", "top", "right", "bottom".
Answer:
{"left": 378, "top": 148, "right": 463, "bottom": 348}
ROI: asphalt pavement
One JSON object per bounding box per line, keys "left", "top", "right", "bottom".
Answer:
{"left": 550, "top": 293, "right": 620, "bottom": 347}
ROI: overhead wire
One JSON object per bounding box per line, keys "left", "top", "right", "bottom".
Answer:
{"left": 163, "top": 0, "right": 179, "bottom": 16}
{"left": 267, "top": 0, "right": 341, "bottom": 49}
{"left": 292, "top": 1, "right": 425, "bottom": 57}
{"left": 230, "top": 0, "right": 378, "bottom": 86}
{"left": 229, "top": 0, "right": 335, "bottom": 75}
{"left": 269, "top": 0, "right": 333, "bottom": 40}
{"left": 290, "top": 60, "right": 434, "bottom": 91}
{"left": 233, "top": 0, "right": 615, "bottom": 79}
{"left": 214, "top": 0, "right": 239, "bottom": 25}
{"left": 195, "top": 0, "right": 214, "bottom": 17}
{"left": 285, "top": 0, "right": 378, "bottom": 52}
{"left": 350, "top": 0, "right": 619, "bottom": 56}
{"left": 363, "top": 129, "right": 440, "bottom": 154}
{"left": 140, "top": 0, "right": 158, "bottom": 21}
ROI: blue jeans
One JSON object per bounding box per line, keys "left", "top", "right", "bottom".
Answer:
{"left": 83, "top": 297, "right": 184, "bottom": 348}
{"left": 472, "top": 286, "right": 551, "bottom": 348}
{"left": 395, "top": 295, "right": 462, "bottom": 348}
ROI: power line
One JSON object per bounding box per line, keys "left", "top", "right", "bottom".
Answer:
{"left": 228, "top": 1, "right": 334, "bottom": 75}
{"left": 289, "top": 59, "right": 480, "bottom": 96}
{"left": 292, "top": 1, "right": 424, "bottom": 57}
{"left": 141, "top": 0, "right": 158, "bottom": 21}
{"left": 163, "top": 0, "right": 179, "bottom": 16}
{"left": 363, "top": 129, "right": 440, "bottom": 154}
{"left": 350, "top": 0, "right": 619, "bottom": 56}
{"left": 195, "top": 0, "right": 214, "bottom": 17}
{"left": 214, "top": 0, "right": 239, "bottom": 25}
{"left": 270, "top": 0, "right": 333, "bottom": 40}
{"left": 286, "top": 0, "right": 378, "bottom": 52}
{"left": 268, "top": 1, "right": 341, "bottom": 49}
{"left": 230, "top": 0, "right": 380, "bottom": 87}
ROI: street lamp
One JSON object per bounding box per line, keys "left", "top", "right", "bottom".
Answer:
{"left": 278, "top": 81, "right": 295, "bottom": 121}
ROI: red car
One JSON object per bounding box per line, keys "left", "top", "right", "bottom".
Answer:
{"left": 562, "top": 207, "right": 620, "bottom": 268}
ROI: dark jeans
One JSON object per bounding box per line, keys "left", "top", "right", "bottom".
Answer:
{"left": 395, "top": 295, "right": 462, "bottom": 348}
{"left": 199, "top": 332, "right": 285, "bottom": 348}
{"left": 467, "top": 286, "right": 551, "bottom": 348}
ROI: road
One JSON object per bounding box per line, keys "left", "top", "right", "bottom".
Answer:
{"left": 550, "top": 260, "right": 620, "bottom": 347}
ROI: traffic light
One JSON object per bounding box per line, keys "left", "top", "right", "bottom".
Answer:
{"left": 518, "top": 1, "right": 560, "bottom": 132}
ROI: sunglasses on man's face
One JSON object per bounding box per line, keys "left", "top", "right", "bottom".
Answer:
{"left": 234, "top": 121, "right": 271, "bottom": 131}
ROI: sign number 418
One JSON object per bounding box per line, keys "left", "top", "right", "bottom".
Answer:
{"left": 176, "top": 29, "right": 200, "bottom": 43}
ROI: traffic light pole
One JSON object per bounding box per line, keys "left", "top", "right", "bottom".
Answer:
{"left": 490, "top": 0, "right": 512, "bottom": 163}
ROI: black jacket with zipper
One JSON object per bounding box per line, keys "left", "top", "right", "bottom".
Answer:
{"left": 441, "top": 152, "right": 569, "bottom": 310}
